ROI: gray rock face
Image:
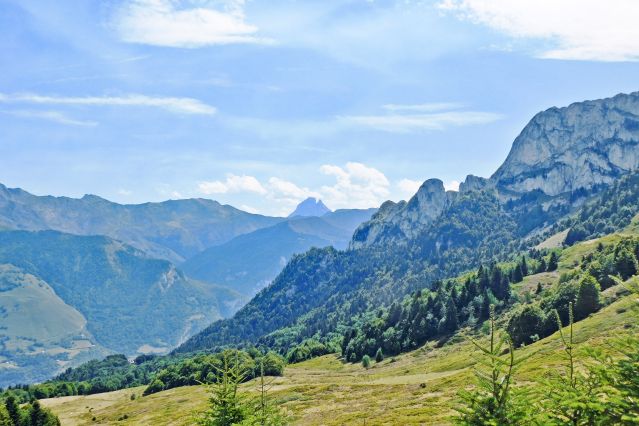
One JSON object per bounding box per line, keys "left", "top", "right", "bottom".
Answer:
{"left": 352, "top": 91, "right": 639, "bottom": 249}
{"left": 351, "top": 179, "right": 453, "bottom": 248}
{"left": 460, "top": 175, "right": 490, "bottom": 193}
{"left": 492, "top": 92, "right": 639, "bottom": 196}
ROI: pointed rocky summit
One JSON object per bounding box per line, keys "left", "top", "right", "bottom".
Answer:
{"left": 288, "top": 197, "right": 331, "bottom": 218}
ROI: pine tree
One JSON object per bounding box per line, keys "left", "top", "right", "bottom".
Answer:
{"left": 547, "top": 252, "right": 559, "bottom": 272}
{"left": 361, "top": 355, "right": 371, "bottom": 369}
{"left": 456, "top": 306, "right": 526, "bottom": 424}
{"left": 442, "top": 298, "right": 459, "bottom": 334}
{"left": 511, "top": 266, "right": 523, "bottom": 283}
{"left": 602, "top": 276, "right": 639, "bottom": 423}
{"left": 614, "top": 247, "right": 638, "bottom": 280}
{"left": 480, "top": 290, "right": 491, "bottom": 321}
{"left": 531, "top": 305, "right": 607, "bottom": 424}
{"left": 0, "top": 406, "right": 10, "bottom": 426}
{"left": 5, "top": 396, "right": 21, "bottom": 426}
{"left": 574, "top": 274, "right": 601, "bottom": 320}
{"left": 375, "top": 348, "right": 384, "bottom": 363}
{"left": 250, "top": 359, "right": 286, "bottom": 426}
{"left": 520, "top": 256, "right": 528, "bottom": 276}
{"left": 198, "top": 352, "right": 249, "bottom": 426}
{"left": 538, "top": 258, "right": 547, "bottom": 273}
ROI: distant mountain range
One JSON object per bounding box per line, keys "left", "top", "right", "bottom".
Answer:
{"left": 177, "top": 91, "right": 639, "bottom": 355}
{"left": 182, "top": 208, "right": 376, "bottom": 296}
{"left": 0, "top": 187, "right": 281, "bottom": 263}
{"left": 0, "top": 192, "right": 376, "bottom": 385}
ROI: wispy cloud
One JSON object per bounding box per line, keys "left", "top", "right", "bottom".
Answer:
{"left": 319, "top": 162, "right": 390, "bottom": 209}
{"left": 438, "top": 0, "right": 639, "bottom": 62}
{"left": 382, "top": 103, "right": 464, "bottom": 113}
{"left": 397, "top": 178, "right": 422, "bottom": 196}
{"left": 198, "top": 174, "right": 267, "bottom": 195}
{"left": 0, "top": 93, "right": 217, "bottom": 115}
{"left": 1, "top": 110, "right": 98, "bottom": 127}
{"left": 340, "top": 103, "right": 502, "bottom": 133}
{"left": 113, "top": 0, "right": 270, "bottom": 48}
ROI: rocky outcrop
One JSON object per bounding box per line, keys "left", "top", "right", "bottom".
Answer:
{"left": 352, "top": 92, "right": 639, "bottom": 249}
{"left": 351, "top": 179, "right": 453, "bottom": 248}
{"left": 459, "top": 175, "right": 490, "bottom": 193}
{"left": 491, "top": 92, "right": 639, "bottom": 196}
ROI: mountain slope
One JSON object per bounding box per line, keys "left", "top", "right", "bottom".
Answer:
{"left": 177, "top": 91, "right": 639, "bottom": 356}
{"left": 177, "top": 189, "right": 517, "bottom": 353}
{"left": 41, "top": 243, "right": 638, "bottom": 424}
{"left": 0, "top": 264, "right": 110, "bottom": 386}
{"left": 181, "top": 209, "right": 376, "bottom": 296}
{"left": 0, "top": 230, "right": 240, "bottom": 369}
{"left": 0, "top": 187, "right": 282, "bottom": 262}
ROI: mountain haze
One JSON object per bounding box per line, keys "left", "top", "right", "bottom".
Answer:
{"left": 182, "top": 208, "right": 376, "bottom": 296}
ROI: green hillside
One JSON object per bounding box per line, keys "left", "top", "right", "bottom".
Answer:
{"left": 0, "top": 230, "right": 241, "bottom": 386}
{"left": 40, "top": 279, "right": 637, "bottom": 424}
{"left": 175, "top": 189, "right": 546, "bottom": 354}
{"left": 0, "top": 264, "right": 109, "bottom": 386}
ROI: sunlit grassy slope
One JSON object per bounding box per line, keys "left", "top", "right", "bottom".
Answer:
{"left": 42, "top": 228, "right": 639, "bottom": 425}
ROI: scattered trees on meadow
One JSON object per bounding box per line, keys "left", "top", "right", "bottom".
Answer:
{"left": 459, "top": 294, "right": 639, "bottom": 425}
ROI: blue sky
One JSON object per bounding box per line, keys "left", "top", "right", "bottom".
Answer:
{"left": 1, "top": 0, "right": 639, "bottom": 216}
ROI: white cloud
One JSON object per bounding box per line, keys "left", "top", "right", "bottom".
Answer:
{"left": 0, "top": 93, "right": 216, "bottom": 116}
{"left": 444, "top": 180, "right": 460, "bottom": 192}
{"left": 113, "top": 0, "right": 269, "bottom": 48}
{"left": 340, "top": 110, "right": 502, "bottom": 133}
{"left": 117, "top": 189, "right": 133, "bottom": 196}
{"left": 240, "top": 204, "right": 260, "bottom": 214}
{"left": 1, "top": 109, "right": 98, "bottom": 127}
{"left": 267, "top": 177, "right": 318, "bottom": 200}
{"left": 195, "top": 163, "right": 393, "bottom": 213}
{"left": 397, "top": 178, "right": 422, "bottom": 196}
{"left": 382, "top": 103, "right": 464, "bottom": 113}
{"left": 438, "top": 0, "right": 639, "bottom": 61}
{"left": 319, "top": 162, "right": 390, "bottom": 209}
{"left": 198, "top": 174, "right": 267, "bottom": 195}
{"left": 196, "top": 163, "right": 446, "bottom": 213}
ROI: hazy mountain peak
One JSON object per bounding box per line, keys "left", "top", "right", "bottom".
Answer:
{"left": 288, "top": 197, "right": 331, "bottom": 218}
